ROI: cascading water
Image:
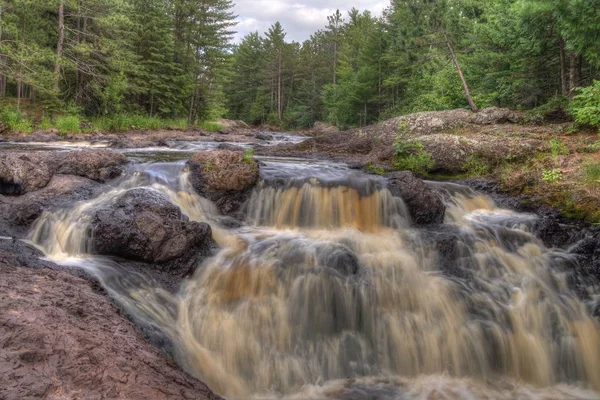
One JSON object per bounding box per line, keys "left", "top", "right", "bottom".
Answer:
{"left": 27, "top": 157, "right": 600, "bottom": 400}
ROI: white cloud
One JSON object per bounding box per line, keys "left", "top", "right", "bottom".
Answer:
{"left": 231, "top": 0, "right": 389, "bottom": 43}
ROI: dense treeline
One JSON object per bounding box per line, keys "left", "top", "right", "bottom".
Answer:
{"left": 0, "top": 0, "right": 234, "bottom": 122}
{"left": 1, "top": 0, "right": 599, "bottom": 131}
{"left": 226, "top": 0, "right": 600, "bottom": 129}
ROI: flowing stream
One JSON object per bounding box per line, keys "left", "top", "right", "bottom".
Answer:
{"left": 24, "top": 146, "right": 600, "bottom": 400}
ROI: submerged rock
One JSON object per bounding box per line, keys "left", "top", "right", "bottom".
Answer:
{"left": 91, "top": 188, "right": 213, "bottom": 270}
{"left": 188, "top": 150, "right": 259, "bottom": 215}
{"left": 0, "top": 152, "right": 53, "bottom": 194}
{"left": 386, "top": 171, "right": 445, "bottom": 226}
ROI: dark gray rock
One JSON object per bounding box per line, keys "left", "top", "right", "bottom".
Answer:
{"left": 91, "top": 188, "right": 213, "bottom": 271}
{"left": 0, "top": 174, "right": 101, "bottom": 237}
{"left": 386, "top": 171, "right": 445, "bottom": 226}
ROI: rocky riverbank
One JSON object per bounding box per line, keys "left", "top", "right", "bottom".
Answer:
{"left": 1, "top": 111, "right": 600, "bottom": 399}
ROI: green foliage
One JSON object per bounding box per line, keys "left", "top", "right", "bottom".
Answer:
{"left": 542, "top": 168, "right": 562, "bottom": 183}
{"left": 93, "top": 114, "right": 188, "bottom": 132}
{"left": 464, "top": 155, "right": 490, "bottom": 176}
{"left": 571, "top": 81, "right": 600, "bottom": 129}
{"left": 0, "top": 108, "right": 32, "bottom": 133}
{"left": 393, "top": 139, "right": 434, "bottom": 176}
{"left": 56, "top": 116, "right": 81, "bottom": 135}
{"left": 199, "top": 121, "right": 225, "bottom": 133}
{"left": 243, "top": 148, "right": 255, "bottom": 164}
{"left": 549, "top": 138, "right": 569, "bottom": 159}
{"left": 365, "top": 163, "right": 386, "bottom": 175}
{"left": 525, "top": 96, "right": 570, "bottom": 123}
{"left": 583, "top": 163, "right": 600, "bottom": 183}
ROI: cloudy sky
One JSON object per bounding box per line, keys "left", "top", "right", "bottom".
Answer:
{"left": 232, "top": 0, "right": 389, "bottom": 42}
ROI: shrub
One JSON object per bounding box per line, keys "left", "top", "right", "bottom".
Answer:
{"left": 1, "top": 108, "right": 32, "bottom": 133}
{"left": 199, "top": 121, "right": 224, "bottom": 132}
{"left": 393, "top": 139, "right": 434, "bottom": 176}
{"left": 571, "top": 80, "right": 600, "bottom": 130}
{"left": 541, "top": 168, "right": 562, "bottom": 183}
{"left": 56, "top": 115, "right": 81, "bottom": 135}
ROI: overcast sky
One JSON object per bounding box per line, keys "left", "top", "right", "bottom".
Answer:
{"left": 232, "top": 0, "right": 389, "bottom": 42}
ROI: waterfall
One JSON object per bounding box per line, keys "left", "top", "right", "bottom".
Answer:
{"left": 27, "top": 160, "right": 600, "bottom": 400}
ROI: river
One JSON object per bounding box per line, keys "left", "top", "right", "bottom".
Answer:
{"left": 11, "top": 136, "right": 600, "bottom": 400}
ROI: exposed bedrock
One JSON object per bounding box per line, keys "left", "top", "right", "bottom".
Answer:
{"left": 187, "top": 150, "right": 259, "bottom": 215}
{"left": 0, "top": 253, "right": 221, "bottom": 400}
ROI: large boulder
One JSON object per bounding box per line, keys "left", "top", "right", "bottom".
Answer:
{"left": 54, "top": 149, "right": 127, "bottom": 182}
{"left": 0, "top": 149, "right": 126, "bottom": 196}
{"left": 386, "top": 171, "right": 446, "bottom": 226}
{"left": 0, "top": 152, "right": 53, "bottom": 194}
{"left": 0, "top": 174, "right": 100, "bottom": 237}
{"left": 91, "top": 188, "right": 213, "bottom": 267}
{"left": 188, "top": 150, "right": 259, "bottom": 215}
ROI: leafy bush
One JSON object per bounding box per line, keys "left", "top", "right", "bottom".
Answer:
{"left": 56, "top": 115, "right": 81, "bottom": 135}
{"left": 541, "top": 168, "right": 562, "bottom": 183}
{"left": 393, "top": 139, "right": 434, "bottom": 176}
{"left": 571, "top": 80, "right": 600, "bottom": 130}
{"left": 199, "top": 121, "right": 224, "bottom": 132}
{"left": 1, "top": 108, "right": 32, "bottom": 133}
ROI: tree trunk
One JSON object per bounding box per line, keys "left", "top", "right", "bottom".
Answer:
{"left": 277, "top": 50, "right": 282, "bottom": 121}
{"left": 446, "top": 35, "right": 478, "bottom": 112}
{"left": 559, "top": 37, "right": 568, "bottom": 97}
{"left": 0, "top": 5, "right": 5, "bottom": 97}
{"left": 54, "top": 0, "right": 65, "bottom": 92}
{"left": 569, "top": 50, "right": 578, "bottom": 98}
{"left": 17, "top": 81, "right": 21, "bottom": 109}
{"left": 333, "top": 41, "right": 337, "bottom": 85}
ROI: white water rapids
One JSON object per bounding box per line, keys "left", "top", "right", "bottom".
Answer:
{"left": 25, "top": 157, "right": 600, "bottom": 400}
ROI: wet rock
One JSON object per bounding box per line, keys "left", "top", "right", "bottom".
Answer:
{"left": 0, "top": 262, "right": 221, "bottom": 400}
{"left": 386, "top": 171, "right": 445, "bottom": 226}
{"left": 0, "top": 174, "right": 101, "bottom": 237}
{"left": 188, "top": 150, "right": 259, "bottom": 215}
{"left": 317, "top": 244, "right": 361, "bottom": 277}
{"left": 54, "top": 149, "right": 127, "bottom": 182}
{"left": 91, "top": 188, "right": 213, "bottom": 269}
{"left": 216, "top": 143, "right": 245, "bottom": 151}
{"left": 0, "top": 152, "right": 53, "bottom": 194}
{"left": 255, "top": 133, "right": 274, "bottom": 141}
